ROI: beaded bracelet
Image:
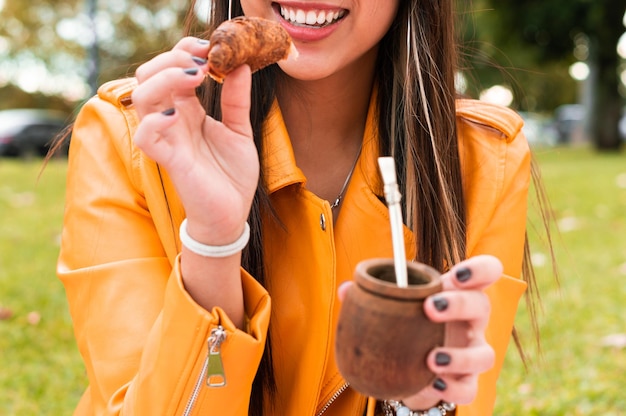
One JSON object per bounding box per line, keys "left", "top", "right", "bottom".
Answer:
{"left": 382, "top": 400, "right": 456, "bottom": 416}
{"left": 179, "top": 219, "right": 250, "bottom": 257}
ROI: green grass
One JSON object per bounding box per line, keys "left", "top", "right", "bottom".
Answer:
{"left": 0, "top": 159, "right": 86, "bottom": 415}
{"left": 1, "top": 147, "right": 625, "bottom": 414}
{"left": 494, "top": 146, "right": 626, "bottom": 415}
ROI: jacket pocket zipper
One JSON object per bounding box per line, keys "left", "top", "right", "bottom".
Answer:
{"left": 316, "top": 382, "right": 350, "bottom": 416}
{"left": 182, "top": 326, "right": 227, "bottom": 416}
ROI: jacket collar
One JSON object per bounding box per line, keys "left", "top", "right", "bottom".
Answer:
{"left": 261, "top": 100, "right": 307, "bottom": 194}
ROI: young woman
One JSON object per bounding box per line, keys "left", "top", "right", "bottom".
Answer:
{"left": 57, "top": 0, "right": 535, "bottom": 414}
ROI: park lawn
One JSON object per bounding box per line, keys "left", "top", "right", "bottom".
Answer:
{"left": 494, "top": 146, "right": 626, "bottom": 415}
{"left": 0, "top": 158, "right": 86, "bottom": 414}
{"left": 0, "top": 146, "right": 625, "bottom": 415}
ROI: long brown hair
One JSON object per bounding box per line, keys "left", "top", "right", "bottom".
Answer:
{"left": 184, "top": 0, "right": 470, "bottom": 413}
{"left": 379, "top": 0, "right": 466, "bottom": 269}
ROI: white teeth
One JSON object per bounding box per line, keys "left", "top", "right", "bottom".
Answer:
{"left": 280, "top": 6, "right": 345, "bottom": 27}
{"left": 295, "top": 9, "right": 306, "bottom": 24}
{"left": 305, "top": 11, "right": 317, "bottom": 25}
{"left": 317, "top": 11, "right": 326, "bottom": 25}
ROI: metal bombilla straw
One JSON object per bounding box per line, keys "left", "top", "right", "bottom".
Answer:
{"left": 377, "top": 157, "right": 408, "bottom": 288}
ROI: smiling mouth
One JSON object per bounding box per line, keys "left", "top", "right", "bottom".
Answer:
{"left": 276, "top": 3, "right": 347, "bottom": 28}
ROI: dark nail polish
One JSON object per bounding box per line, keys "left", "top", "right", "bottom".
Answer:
{"left": 433, "top": 378, "right": 447, "bottom": 391}
{"left": 433, "top": 296, "right": 449, "bottom": 312}
{"left": 162, "top": 108, "right": 175, "bottom": 116}
{"left": 192, "top": 56, "right": 208, "bottom": 65}
{"left": 435, "top": 352, "right": 451, "bottom": 366}
{"left": 456, "top": 267, "right": 472, "bottom": 282}
{"left": 183, "top": 67, "right": 199, "bottom": 75}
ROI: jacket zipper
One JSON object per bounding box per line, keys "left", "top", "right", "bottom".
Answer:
{"left": 316, "top": 382, "right": 350, "bottom": 416}
{"left": 182, "top": 326, "right": 227, "bottom": 416}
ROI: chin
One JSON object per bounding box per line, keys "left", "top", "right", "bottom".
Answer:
{"left": 277, "top": 60, "right": 336, "bottom": 82}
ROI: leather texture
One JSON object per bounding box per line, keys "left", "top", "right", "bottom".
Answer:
{"left": 58, "top": 77, "right": 529, "bottom": 416}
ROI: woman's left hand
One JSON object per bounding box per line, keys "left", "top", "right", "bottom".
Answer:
{"left": 338, "top": 254, "right": 502, "bottom": 409}
{"left": 399, "top": 254, "right": 502, "bottom": 408}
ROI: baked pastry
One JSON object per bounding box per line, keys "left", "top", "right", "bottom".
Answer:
{"left": 207, "top": 16, "right": 296, "bottom": 83}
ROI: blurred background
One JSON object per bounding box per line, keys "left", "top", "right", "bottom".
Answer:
{"left": 0, "top": 0, "right": 625, "bottom": 414}
{"left": 0, "top": 0, "right": 625, "bottom": 152}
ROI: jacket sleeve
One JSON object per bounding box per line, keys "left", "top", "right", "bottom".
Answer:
{"left": 57, "top": 87, "right": 270, "bottom": 415}
{"left": 456, "top": 106, "right": 531, "bottom": 416}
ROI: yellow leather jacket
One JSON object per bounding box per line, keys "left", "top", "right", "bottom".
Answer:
{"left": 58, "top": 78, "right": 529, "bottom": 416}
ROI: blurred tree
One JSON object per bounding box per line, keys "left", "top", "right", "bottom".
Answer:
{"left": 461, "top": 0, "right": 625, "bottom": 150}
{"left": 0, "top": 84, "right": 75, "bottom": 114}
{"left": 0, "top": 0, "right": 192, "bottom": 110}
{"left": 457, "top": 1, "right": 578, "bottom": 112}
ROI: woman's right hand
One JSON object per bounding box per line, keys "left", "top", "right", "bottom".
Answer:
{"left": 131, "top": 37, "right": 259, "bottom": 246}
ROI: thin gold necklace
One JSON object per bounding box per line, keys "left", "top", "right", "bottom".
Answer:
{"left": 330, "top": 144, "right": 363, "bottom": 211}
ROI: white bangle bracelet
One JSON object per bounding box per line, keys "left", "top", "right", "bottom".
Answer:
{"left": 179, "top": 219, "right": 250, "bottom": 258}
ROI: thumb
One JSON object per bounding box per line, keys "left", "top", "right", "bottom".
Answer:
{"left": 220, "top": 64, "right": 253, "bottom": 138}
{"left": 337, "top": 281, "right": 353, "bottom": 302}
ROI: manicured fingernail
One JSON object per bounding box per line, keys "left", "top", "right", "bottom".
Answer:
{"left": 162, "top": 108, "right": 175, "bottom": 116}
{"left": 197, "top": 39, "right": 209, "bottom": 45}
{"left": 433, "top": 378, "right": 447, "bottom": 391}
{"left": 184, "top": 67, "right": 199, "bottom": 75}
{"left": 192, "top": 56, "right": 208, "bottom": 65}
{"left": 435, "top": 352, "right": 451, "bottom": 366}
{"left": 432, "top": 296, "right": 449, "bottom": 312}
{"left": 456, "top": 267, "right": 472, "bottom": 282}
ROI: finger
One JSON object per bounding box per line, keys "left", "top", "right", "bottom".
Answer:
{"left": 428, "top": 345, "right": 496, "bottom": 376}
{"left": 172, "top": 36, "right": 211, "bottom": 55}
{"left": 133, "top": 108, "right": 179, "bottom": 163}
{"left": 136, "top": 38, "right": 211, "bottom": 82}
{"left": 403, "top": 374, "right": 479, "bottom": 408}
{"left": 220, "top": 65, "right": 253, "bottom": 138}
{"left": 337, "top": 281, "right": 352, "bottom": 302}
{"left": 426, "top": 289, "right": 491, "bottom": 321}
{"left": 440, "top": 254, "right": 503, "bottom": 291}
{"left": 132, "top": 67, "right": 206, "bottom": 118}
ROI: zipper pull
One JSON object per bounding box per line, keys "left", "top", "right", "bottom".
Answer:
{"left": 206, "top": 325, "right": 227, "bottom": 387}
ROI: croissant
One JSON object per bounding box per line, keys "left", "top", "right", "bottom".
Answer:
{"left": 207, "top": 16, "right": 297, "bottom": 83}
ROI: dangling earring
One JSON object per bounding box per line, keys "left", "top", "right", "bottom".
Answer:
{"left": 228, "top": 0, "right": 233, "bottom": 19}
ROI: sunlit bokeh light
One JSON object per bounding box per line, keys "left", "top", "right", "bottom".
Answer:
{"left": 0, "top": 36, "right": 8, "bottom": 54}
{"left": 195, "top": 0, "right": 211, "bottom": 22}
{"left": 57, "top": 15, "right": 95, "bottom": 47}
{"left": 479, "top": 85, "right": 514, "bottom": 107}
{"left": 569, "top": 61, "right": 590, "bottom": 81}
{"left": 455, "top": 72, "right": 468, "bottom": 95}
{"left": 618, "top": 32, "right": 626, "bottom": 59}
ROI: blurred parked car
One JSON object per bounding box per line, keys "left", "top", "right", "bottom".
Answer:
{"left": 0, "top": 109, "right": 69, "bottom": 158}
{"left": 553, "top": 104, "right": 626, "bottom": 144}
{"left": 518, "top": 111, "right": 558, "bottom": 147}
{"left": 553, "top": 104, "right": 586, "bottom": 144}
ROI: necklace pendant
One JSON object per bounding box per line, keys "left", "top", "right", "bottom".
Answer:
{"left": 330, "top": 196, "right": 341, "bottom": 210}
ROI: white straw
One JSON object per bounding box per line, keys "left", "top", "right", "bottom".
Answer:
{"left": 377, "top": 157, "right": 408, "bottom": 288}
